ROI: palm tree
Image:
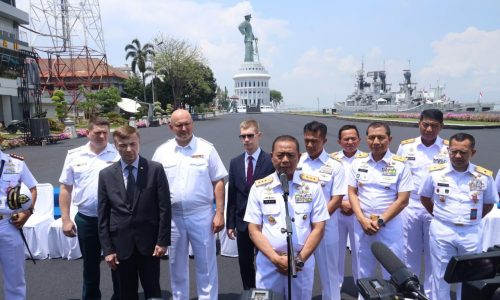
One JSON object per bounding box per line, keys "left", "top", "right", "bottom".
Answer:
{"left": 125, "top": 38, "right": 155, "bottom": 103}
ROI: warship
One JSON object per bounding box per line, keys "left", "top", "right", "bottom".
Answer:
{"left": 335, "top": 64, "right": 495, "bottom": 113}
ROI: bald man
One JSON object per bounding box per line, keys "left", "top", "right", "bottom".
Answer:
{"left": 153, "top": 109, "right": 228, "bottom": 300}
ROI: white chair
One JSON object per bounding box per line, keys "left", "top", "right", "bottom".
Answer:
{"left": 22, "top": 183, "right": 55, "bottom": 260}
{"left": 219, "top": 182, "right": 238, "bottom": 257}
{"left": 47, "top": 202, "right": 82, "bottom": 259}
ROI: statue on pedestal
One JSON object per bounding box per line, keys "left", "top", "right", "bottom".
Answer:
{"left": 238, "top": 14, "right": 257, "bottom": 62}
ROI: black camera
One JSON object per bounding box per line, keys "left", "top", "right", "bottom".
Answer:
{"left": 357, "top": 277, "right": 401, "bottom": 300}
{"left": 445, "top": 245, "right": 500, "bottom": 300}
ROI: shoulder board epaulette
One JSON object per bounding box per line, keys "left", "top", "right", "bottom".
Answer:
{"left": 355, "top": 152, "right": 369, "bottom": 159}
{"left": 67, "top": 147, "right": 81, "bottom": 154}
{"left": 255, "top": 176, "right": 273, "bottom": 186}
{"left": 9, "top": 153, "right": 24, "bottom": 161}
{"left": 443, "top": 139, "right": 449, "bottom": 146}
{"left": 475, "top": 165, "right": 493, "bottom": 177}
{"left": 197, "top": 137, "right": 213, "bottom": 146}
{"left": 329, "top": 153, "right": 341, "bottom": 162}
{"left": 392, "top": 155, "right": 407, "bottom": 163}
{"left": 400, "top": 138, "right": 416, "bottom": 145}
{"left": 429, "top": 164, "right": 446, "bottom": 172}
{"left": 300, "top": 173, "right": 319, "bottom": 183}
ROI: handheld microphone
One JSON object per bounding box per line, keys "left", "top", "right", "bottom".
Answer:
{"left": 278, "top": 172, "right": 289, "bottom": 195}
{"left": 371, "top": 241, "right": 429, "bottom": 300}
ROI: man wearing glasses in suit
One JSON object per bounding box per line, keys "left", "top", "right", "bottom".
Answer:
{"left": 227, "top": 120, "right": 274, "bottom": 290}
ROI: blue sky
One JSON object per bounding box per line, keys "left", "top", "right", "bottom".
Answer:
{"left": 18, "top": 0, "right": 500, "bottom": 109}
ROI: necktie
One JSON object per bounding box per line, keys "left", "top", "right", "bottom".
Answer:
{"left": 247, "top": 156, "right": 254, "bottom": 186}
{"left": 126, "top": 165, "right": 135, "bottom": 207}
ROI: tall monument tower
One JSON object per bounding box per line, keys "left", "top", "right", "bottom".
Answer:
{"left": 233, "top": 14, "right": 271, "bottom": 111}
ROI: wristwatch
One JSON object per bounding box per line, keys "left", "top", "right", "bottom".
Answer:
{"left": 377, "top": 218, "right": 386, "bottom": 227}
{"left": 295, "top": 257, "right": 305, "bottom": 268}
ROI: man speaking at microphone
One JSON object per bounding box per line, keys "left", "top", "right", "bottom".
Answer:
{"left": 244, "top": 135, "right": 329, "bottom": 299}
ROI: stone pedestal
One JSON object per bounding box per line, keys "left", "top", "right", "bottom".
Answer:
{"left": 129, "top": 117, "right": 136, "bottom": 128}
{"left": 63, "top": 118, "right": 77, "bottom": 139}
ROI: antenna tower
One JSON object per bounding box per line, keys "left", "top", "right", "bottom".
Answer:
{"left": 27, "top": 0, "right": 109, "bottom": 115}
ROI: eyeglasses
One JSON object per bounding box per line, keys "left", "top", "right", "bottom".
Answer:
{"left": 239, "top": 134, "right": 255, "bottom": 139}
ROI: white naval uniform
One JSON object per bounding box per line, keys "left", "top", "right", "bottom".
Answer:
{"left": 419, "top": 162, "right": 499, "bottom": 300}
{"left": 0, "top": 151, "right": 37, "bottom": 300}
{"left": 348, "top": 151, "right": 414, "bottom": 280}
{"left": 496, "top": 169, "right": 500, "bottom": 197}
{"left": 298, "top": 150, "right": 345, "bottom": 300}
{"left": 153, "top": 136, "right": 228, "bottom": 300}
{"left": 396, "top": 136, "right": 448, "bottom": 296}
{"left": 333, "top": 150, "right": 363, "bottom": 287}
{"left": 59, "top": 143, "right": 119, "bottom": 217}
{"left": 244, "top": 172, "right": 329, "bottom": 300}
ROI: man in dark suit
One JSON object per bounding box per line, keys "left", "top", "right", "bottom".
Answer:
{"left": 227, "top": 119, "right": 274, "bottom": 290}
{"left": 98, "top": 125, "right": 171, "bottom": 300}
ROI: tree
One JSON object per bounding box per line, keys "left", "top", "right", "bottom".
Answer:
{"left": 51, "top": 90, "right": 68, "bottom": 121}
{"left": 125, "top": 38, "right": 155, "bottom": 103}
{"left": 79, "top": 87, "right": 121, "bottom": 119}
{"left": 123, "top": 75, "right": 144, "bottom": 100}
{"left": 153, "top": 35, "right": 206, "bottom": 108}
{"left": 270, "top": 90, "right": 283, "bottom": 108}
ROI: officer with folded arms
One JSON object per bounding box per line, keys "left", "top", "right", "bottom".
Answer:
{"left": 0, "top": 148, "right": 37, "bottom": 300}
{"left": 420, "top": 133, "right": 499, "bottom": 300}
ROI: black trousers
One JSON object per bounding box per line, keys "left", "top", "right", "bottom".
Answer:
{"left": 236, "top": 228, "right": 256, "bottom": 290}
{"left": 116, "top": 249, "right": 162, "bottom": 300}
{"left": 75, "top": 212, "right": 119, "bottom": 300}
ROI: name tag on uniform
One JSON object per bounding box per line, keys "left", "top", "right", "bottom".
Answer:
{"left": 406, "top": 156, "right": 416, "bottom": 161}
{"left": 437, "top": 182, "right": 449, "bottom": 187}
{"left": 263, "top": 199, "right": 276, "bottom": 204}
{"left": 470, "top": 208, "right": 478, "bottom": 220}
{"left": 356, "top": 168, "right": 368, "bottom": 181}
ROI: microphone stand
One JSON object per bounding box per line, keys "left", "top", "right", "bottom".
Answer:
{"left": 281, "top": 188, "right": 297, "bottom": 300}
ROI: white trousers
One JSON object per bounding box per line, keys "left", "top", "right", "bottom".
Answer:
{"left": 354, "top": 215, "right": 404, "bottom": 279}
{"left": 314, "top": 213, "right": 340, "bottom": 300}
{"left": 256, "top": 251, "right": 315, "bottom": 300}
{"left": 429, "top": 219, "right": 481, "bottom": 300}
{"left": 402, "top": 199, "right": 433, "bottom": 296}
{"left": 169, "top": 209, "right": 218, "bottom": 300}
{"left": 0, "top": 219, "right": 26, "bottom": 300}
{"left": 338, "top": 211, "right": 358, "bottom": 286}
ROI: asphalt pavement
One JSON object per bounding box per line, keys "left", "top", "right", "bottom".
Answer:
{"left": 3, "top": 112, "right": 497, "bottom": 299}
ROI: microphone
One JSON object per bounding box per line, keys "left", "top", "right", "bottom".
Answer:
{"left": 371, "top": 241, "right": 429, "bottom": 300}
{"left": 278, "top": 172, "right": 289, "bottom": 195}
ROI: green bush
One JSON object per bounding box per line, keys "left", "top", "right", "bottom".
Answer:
{"left": 48, "top": 118, "right": 65, "bottom": 131}
{"left": 105, "top": 112, "right": 127, "bottom": 126}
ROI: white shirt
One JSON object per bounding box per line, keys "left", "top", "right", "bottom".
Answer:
{"left": 348, "top": 151, "right": 414, "bottom": 217}
{"left": 397, "top": 136, "right": 448, "bottom": 200}
{"left": 244, "top": 171, "right": 329, "bottom": 253}
{"left": 152, "top": 136, "right": 228, "bottom": 214}
{"left": 496, "top": 169, "right": 500, "bottom": 196}
{"left": 59, "top": 143, "right": 119, "bottom": 217}
{"left": 0, "top": 151, "right": 38, "bottom": 214}
{"left": 419, "top": 162, "right": 499, "bottom": 225}
{"left": 298, "top": 150, "right": 346, "bottom": 201}
{"left": 332, "top": 149, "right": 363, "bottom": 201}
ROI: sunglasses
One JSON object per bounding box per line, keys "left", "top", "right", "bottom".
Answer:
{"left": 239, "top": 134, "right": 255, "bottom": 139}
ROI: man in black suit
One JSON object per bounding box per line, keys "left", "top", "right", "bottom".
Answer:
{"left": 98, "top": 125, "right": 171, "bottom": 300}
{"left": 227, "top": 119, "right": 275, "bottom": 290}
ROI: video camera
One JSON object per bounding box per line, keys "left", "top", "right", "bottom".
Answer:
{"left": 445, "top": 245, "right": 500, "bottom": 300}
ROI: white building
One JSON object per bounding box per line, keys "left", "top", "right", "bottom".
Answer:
{"left": 233, "top": 61, "right": 271, "bottom": 109}
{"left": 0, "top": 0, "right": 33, "bottom": 126}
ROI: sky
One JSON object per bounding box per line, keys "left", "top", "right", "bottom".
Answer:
{"left": 17, "top": 0, "right": 500, "bottom": 109}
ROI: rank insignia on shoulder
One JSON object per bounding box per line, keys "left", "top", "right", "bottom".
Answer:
{"left": 475, "top": 165, "right": 493, "bottom": 177}
{"left": 255, "top": 176, "right": 273, "bottom": 186}
{"left": 329, "top": 153, "right": 341, "bottom": 162}
{"left": 400, "top": 138, "right": 416, "bottom": 145}
{"left": 429, "top": 164, "right": 446, "bottom": 172}
{"left": 300, "top": 173, "right": 319, "bottom": 183}
{"left": 392, "top": 155, "right": 407, "bottom": 163}
{"left": 355, "top": 152, "right": 369, "bottom": 159}
{"left": 443, "top": 139, "right": 449, "bottom": 146}
{"left": 9, "top": 153, "right": 24, "bottom": 161}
